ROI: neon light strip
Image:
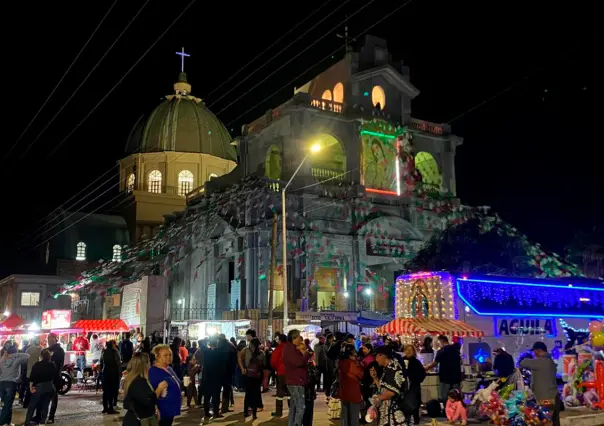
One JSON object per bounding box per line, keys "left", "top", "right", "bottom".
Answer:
{"left": 360, "top": 130, "right": 397, "bottom": 139}
{"left": 366, "top": 188, "right": 398, "bottom": 195}
{"left": 457, "top": 277, "right": 604, "bottom": 292}
{"left": 395, "top": 137, "right": 401, "bottom": 196}
{"left": 456, "top": 280, "right": 602, "bottom": 318}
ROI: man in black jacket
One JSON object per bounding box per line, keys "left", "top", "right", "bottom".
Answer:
{"left": 218, "top": 334, "right": 237, "bottom": 413}
{"left": 47, "top": 333, "right": 65, "bottom": 424}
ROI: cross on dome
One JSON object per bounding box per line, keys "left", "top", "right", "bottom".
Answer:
{"left": 175, "top": 47, "right": 190, "bottom": 72}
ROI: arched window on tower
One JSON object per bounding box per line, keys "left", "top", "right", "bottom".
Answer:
{"left": 333, "top": 82, "right": 344, "bottom": 103}
{"left": 178, "top": 170, "right": 194, "bottom": 196}
{"left": 76, "top": 242, "right": 86, "bottom": 261}
{"left": 148, "top": 170, "right": 162, "bottom": 193}
{"left": 112, "top": 245, "right": 122, "bottom": 262}
{"left": 371, "top": 85, "right": 386, "bottom": 110}
{"left": 127, "top": 173, "right": 135, "bottom": 192}
{"left": 209, "top": 173, "right": 218, "bottom": 180}
{"left": 321, "top": 90, "right": 332, "bottom": 101}
{"left": 415, "top": 152, "right": 442, "bottom": 188}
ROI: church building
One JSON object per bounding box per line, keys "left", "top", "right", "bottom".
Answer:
{"left": 164, "top": 35, "right": 463, "bottom": 321}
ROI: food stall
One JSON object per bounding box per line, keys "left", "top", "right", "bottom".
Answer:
{"left": 72, "top": 319, "right": 130, "bottom": 365}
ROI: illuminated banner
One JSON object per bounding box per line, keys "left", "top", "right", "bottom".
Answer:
{"left": 360, "top": 129, "right": 398, "bottom": 193}
{"left": 41, "top": 310, "right": 72, "bottom": 329}
{"left": 495, "top": 317, "right": 556, "bottom": 337}
{"left": 457, "top": 276, "right": 604, "bottom": 318}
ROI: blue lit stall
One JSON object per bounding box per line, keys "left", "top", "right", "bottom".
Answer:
{"left": 455, "top": 275, "right": 604, "bottom": 369}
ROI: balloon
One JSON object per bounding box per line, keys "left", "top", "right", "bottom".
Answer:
{"left": 589, "top": 320, "right": 603, "bottom": 334}
{"left": 592, "top": 331, "right": 604, "bottom": 347}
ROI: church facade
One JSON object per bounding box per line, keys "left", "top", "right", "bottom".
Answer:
{"left": 162, "top": 36, "right": 463, "bottom": 321}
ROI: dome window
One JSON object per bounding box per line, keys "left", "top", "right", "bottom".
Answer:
{"left": 76, "top": 242, "right": 86, "bottom": 261}
{"left": 333, "top": 82, "right": 344, "bottom": 103}
{"left": 371, "top": 85, "right": 386, "bottom": 110}
{"left": 178, "top": 170, "right": 194, "bottom": 196}
{"left": 208, "top": 173, "right": 218, "bottom": 181}
{"left": 127, "top": 173, "right": 135, "bottom": 192}
{"left": 112, "top": 245, "right": 122, "bottom": 262}
{"left": 148, "top": 170, "right": 162, "bottom": 194}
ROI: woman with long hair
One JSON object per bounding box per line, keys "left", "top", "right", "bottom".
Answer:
{"left": 123, "top": 354, "right": 168, "bottom": 426}
{"left": 243, "top": 337, "right": 265, "bottom": 419}
{"left": 101, "top": 340, "right": 121, "bottom": 415}
{"left": 149, "top": 344, "right": 182, "bottom": 426}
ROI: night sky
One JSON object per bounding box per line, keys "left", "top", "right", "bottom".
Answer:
{"left": 1, "top": 0, "right": 600, "bottom": 277}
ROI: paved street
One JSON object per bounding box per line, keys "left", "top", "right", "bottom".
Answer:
{"left": 7, "top": 390, "right": 604, "bottom": 425}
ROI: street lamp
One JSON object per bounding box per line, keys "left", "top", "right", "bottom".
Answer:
{"left": 282, "top": 142, "right": 321, "bottom": 326}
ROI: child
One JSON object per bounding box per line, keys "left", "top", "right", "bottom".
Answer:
{"left": 186, "top": 357, "right": 200, "bottom": 408}
{"left": 445, "top": 389, "right": 467, "bottom": 425}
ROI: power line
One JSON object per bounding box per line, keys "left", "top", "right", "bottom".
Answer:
{"left": 208, "top": 0, "right": 350, "bottom": 107}
{"left": 19, "top": 0, "right": 151, "bottom": 159}
{"left": 3, "top": 0, "right": 119, "bottom": 161}
{"left": 46, "top": 0, "right": 197, "bottom": 159}
{"left": 204, "top": 0, "right": 335, "bottom": 99}
{"left": 225, "top": 0, "right": 417, "bottom": 129}
{"left": 214, "top": 0, "right": 376, "bottom": 116}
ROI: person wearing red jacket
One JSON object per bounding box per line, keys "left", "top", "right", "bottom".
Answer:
{"left": 283, "top": 329, "right": 313, "bottom": 426}
{"left": 339, "top": 343, "right": 364, "bottom": 426}
{"left": 270, "top": 334, "right": 289, "bottom": 417}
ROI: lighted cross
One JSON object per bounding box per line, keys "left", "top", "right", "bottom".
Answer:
{"left": 175, "top": 47, "right": 190, "bottom": 72}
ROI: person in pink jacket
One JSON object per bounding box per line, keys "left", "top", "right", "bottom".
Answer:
{"left": 283, "top": 329, "right": 313, "bottom": 426}
{"left": 445, "top": 389, "right": 467, "bottom": 425}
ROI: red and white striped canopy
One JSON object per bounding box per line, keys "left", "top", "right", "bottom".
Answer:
{"left": 376, "top": 318, "right": 484, "bottom": 338}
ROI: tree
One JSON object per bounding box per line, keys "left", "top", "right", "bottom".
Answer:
{"left": 406, "top": 218, "right": 531, "bottom": 275}
{"left": 565, "top": 226, "right": 604, "bottom": 278}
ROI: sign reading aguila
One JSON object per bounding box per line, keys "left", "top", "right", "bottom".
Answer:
{"left": 295, "top": 312, "right": 358, "bottom": 322}
{"left": 496, "top": 318, "right": 555, "bottom": 337}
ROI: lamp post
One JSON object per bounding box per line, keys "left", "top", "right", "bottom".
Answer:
{"left": 282, "top": 143, "right": 321, "bottom": 327}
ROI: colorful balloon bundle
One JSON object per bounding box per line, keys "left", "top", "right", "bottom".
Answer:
{"left": 589, "top": 320, "right": 604, "bottom": 347}
{"left": 480, "top": 390, "right": 553, "bottom": 425}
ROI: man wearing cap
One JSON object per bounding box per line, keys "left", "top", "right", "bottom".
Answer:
{"left": 520, "top": 342, "right": 560, "bottom": 426}
{"left": 0, "top": 344, "right": 29, "bottom": 425}
{"left": 47, "top": 332, "right": 65, "bottom": 424}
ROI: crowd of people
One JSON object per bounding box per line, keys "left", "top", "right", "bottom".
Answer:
{"left": 0, "top": 327, "right": 561, "bottom": 426}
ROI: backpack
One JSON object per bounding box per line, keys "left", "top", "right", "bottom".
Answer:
{"left": 246, "top": 355, "right": 262, "bottom": 379}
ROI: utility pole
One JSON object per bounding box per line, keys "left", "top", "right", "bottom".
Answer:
{"left": 267, "top": 214, "right": 277, "bottom": 341}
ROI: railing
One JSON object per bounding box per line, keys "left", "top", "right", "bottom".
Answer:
{"left": 185, "top": 185, "right": 205, "bottom": 204}
{"left": 265, "top": 179, "right": 282, "bottom": 192}
{"left": 310, "top": 98, "right": 343, "bottom": 113}
{"left": 312, "top": 168, "right": 344, "bottom": 183}
{"left": 171, "top": 305, "right": 217, "bottom": 321}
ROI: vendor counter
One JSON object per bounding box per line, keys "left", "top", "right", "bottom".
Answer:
{"left": 421, "top": 373, "right": 440, "bottom": 402}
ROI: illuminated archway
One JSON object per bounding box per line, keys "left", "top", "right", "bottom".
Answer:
{"left": 265, "top": 145, "right": 281, "bottom": 181}
{"left": 415, "top": 152, "right": 442, "bottom": 187}
{"left": 372, "top": 85, "right": 386, "bottom": 109}
{"left": 321, "top": 90, "right": 332, "bottom": 101}
{"left": 333, "top": 82, "right": 344, "bottom": 103}
{"left": 310, "top": 134, "right": 346, "bottom": 183}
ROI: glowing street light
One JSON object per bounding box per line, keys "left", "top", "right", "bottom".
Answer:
{"left": 282, "top": 142, "right": 322, "bottom": 326}
{"left": 364, "top": 288, "right": 373, "bottom": 296}
{"left": 343, "top": 292, "right": 349, "bottom": 298}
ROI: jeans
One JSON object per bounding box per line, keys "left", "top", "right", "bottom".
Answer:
{"left": 24, "top": 383, "right": 54, "bottom": 425}
{"left": 76, "top": 354, "right": 87, "bottom": 371}
{"left": 287, "top": 385, "right": 305, "bottom": 426}
{"left": 438, "top": 381, "right": 460, "bottom": 401}
{"left": 221, "top": 383, "right": 233, "bottom": 411}
{"left": 0, "top": 381, "right": 17, "bottom": 425}
{"left": 159, "top": 416, "right": 174, "bottom": 426}
{"left": 341, "top": 401, "right": 360, "bottom": 426}
{"left": 49, "top": 388, "right": 58, "bottom": 419}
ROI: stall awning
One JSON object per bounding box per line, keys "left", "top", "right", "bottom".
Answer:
{"left": 376, "top": 318, "right": 484, "bottom": 337}
{"left": 73, "top": 319, "right": 130, "bottom": 332}
{"left": 0, "top": 313, "right": 25, "bottom": 330}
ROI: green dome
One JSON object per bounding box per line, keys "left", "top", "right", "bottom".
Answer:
{"left": 126, "top": 73, "right": 236, "bottom": 161}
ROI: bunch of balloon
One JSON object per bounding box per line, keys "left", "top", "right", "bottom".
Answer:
{"left": 589, "top": 320, "right": 604, "bottom": 347}
{"left": 579, "top": 360, "right": 604, "bottom": 409}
